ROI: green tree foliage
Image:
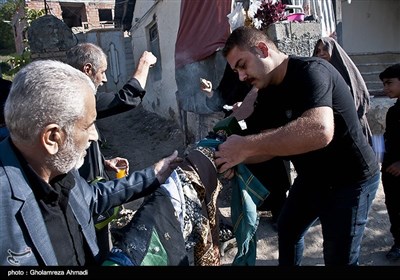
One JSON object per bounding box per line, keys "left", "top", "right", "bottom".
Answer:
{"left": 6, "top": 50, "right": 30, "bottom": 75}
{"left": 0, "top": 20, "right": 14, "bottom": 51}
{"left": 0, "top": 0, "right": 20, "bottom": 21}
{"left": 25, "top": 8, "right": 46, "bottom": 26}
{"left": 0, "top": 0, "right": 46, "bottom": 77}
{"left": 0, "top": 0, "right": 21, "bottom": 52}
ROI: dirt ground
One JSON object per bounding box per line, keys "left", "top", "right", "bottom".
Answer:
{"left": 97, "top": 105, "right": 398, "bottom": 267}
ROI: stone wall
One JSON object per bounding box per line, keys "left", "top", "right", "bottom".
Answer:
{"left": 367, "top": 97, "right": 396, "bottom": 135}
{"left": 28, "top": 15, "right": 76, "bottom": 62}
{"left": 266, "top": 21, "right": 322, "bottom": 57}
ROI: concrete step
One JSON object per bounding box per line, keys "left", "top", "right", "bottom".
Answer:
{"left": 366, "top": 80, "right": 383, "bottom": 91}
{"left": 362, "top": 71, "right": 383, "bottom": 81}
{"left": 357, "top": 62, "right": 395, "bottom": 74}
{"left": 350, "top": 52, "right": 400, "bottom": 64}
{"left": 349, "top": 52, "right": 400, "bottom": 96}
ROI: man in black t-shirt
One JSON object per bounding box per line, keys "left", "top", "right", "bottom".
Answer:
{"left": 200, "top": 64, "right": 292, "bottom": 225}
{"left": 215, "top": 26, "right": 380, "bottom": 266}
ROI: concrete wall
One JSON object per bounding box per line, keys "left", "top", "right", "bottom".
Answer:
{"left": 340, "top": 0, "right": 399, "bottom": 135}
{"left": 75, "top": 29, "right": 130, "bottom": 94}
{"left": 266, "top": 21, "right": 322, "bottom": 56}
{"left": 367, "top": 97, "right": 396, "bottom": 135}
{"left": 341, "top": 0, "right": 400, "bottom": 54}
{"left": 131, "top": 0, "right": 180, "bottom": 122}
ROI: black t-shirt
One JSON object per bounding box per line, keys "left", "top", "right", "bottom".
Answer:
{"left": 251, "top": 56, "right": 379, "bottom": 187}
{"left": 382, "top": 99, "right": 400, "bottom": 169}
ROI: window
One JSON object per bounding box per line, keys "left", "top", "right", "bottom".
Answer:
{"left": 148, "top": 22, "right": 161, "bottom": 81}
{"left": 60, "top": 3, "right": 86, "bottom": 28}
{"left": 98, "top": 9, "right": 113, "bottom": 22}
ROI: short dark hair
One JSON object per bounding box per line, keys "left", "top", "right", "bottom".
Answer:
{"left": 379, "top": 63, "right": 400, "bottom": 81}
{"left": 222, "top": 26, "right": 277, "bottom": 57}
{"left": 66, "top": 43, "right": 106, "bottom": 74}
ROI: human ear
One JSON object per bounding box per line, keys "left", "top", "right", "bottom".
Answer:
{"left": 83, "top": 63, "right": 93, "bottom": 76}
{"left": 42, "top": 124, "right": 63, "bottom": 155}
{"left": 257, "top": 42, "right": 269, "bottom": 58}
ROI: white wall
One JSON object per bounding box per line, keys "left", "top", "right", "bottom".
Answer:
{"left": 131, "top": 0, "right": 181, "bottom": 121}
{"left": 341, "top": 0, "right": 400, "bottom": 54}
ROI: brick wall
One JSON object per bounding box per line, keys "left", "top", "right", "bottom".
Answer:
{"left": 26, "top": 0, "right": 114, "bottom": 30}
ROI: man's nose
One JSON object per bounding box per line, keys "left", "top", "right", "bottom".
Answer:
{"left": 238, "top": 71, "right": 246, "bottom": 82}
{"left": 102, "top": 73, "right": 107, "bottom": 83}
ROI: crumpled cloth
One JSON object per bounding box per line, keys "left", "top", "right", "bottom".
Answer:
{"left": 231, "top": 164, "right": 270, "bottom": 265}
{"left": 197, "top": 137, "right": 270, "bottom": 265}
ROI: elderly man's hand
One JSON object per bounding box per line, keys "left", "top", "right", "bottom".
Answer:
{"left": 141, "top": 51, "right": 157, "bottom": 67}
{"left": 154, "top": 150, "right": 183, "bottom": 184}
{"left": 104, "top": 157, "right": 129, "bottom": 174}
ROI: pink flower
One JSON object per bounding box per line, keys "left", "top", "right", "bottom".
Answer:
{"left": 254, "top": 0, "right": 286, "bottom": 30}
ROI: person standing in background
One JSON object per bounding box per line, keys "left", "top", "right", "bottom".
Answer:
{"left": 379, "top": 63, "right": 400, "bottom": 261}
{"left": 313, "top": 37, "right": 372, "bottom": 146}
{"left": 66, "top": 43, "right": 157, "bottom": 183}
{"left": 66, "top": 43, "right": 157, "bottom": 262}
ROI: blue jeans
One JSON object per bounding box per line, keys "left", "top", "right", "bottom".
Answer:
{"left": 277, "top": 172, "right": 380, "bottom": 266}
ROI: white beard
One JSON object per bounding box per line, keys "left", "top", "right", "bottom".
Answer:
{"left": 46, "top": 136, "right": 88, "bottom": 174}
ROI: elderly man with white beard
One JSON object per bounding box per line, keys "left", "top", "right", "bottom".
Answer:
{"left": 0, "top": 60, "right": 181, "bottom": 266}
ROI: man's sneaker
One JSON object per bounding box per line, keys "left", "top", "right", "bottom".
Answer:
{"left": 386, "top": 246, "right": 400, "bottom": 261}
{"left": 218, "top": 223, "right": 236, "bottom": 257}
{"left": 219, "top": 223, "right": 234, "bottom": 243}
